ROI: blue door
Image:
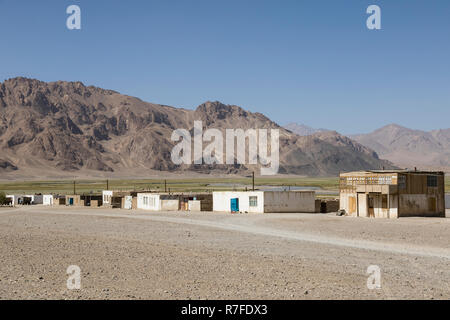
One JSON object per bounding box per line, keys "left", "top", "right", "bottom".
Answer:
{"left": 69, "top": 198, "right": 74, "bottom": 205}
{"left": 230, "top": 198, "right": 239, "bottom": 212}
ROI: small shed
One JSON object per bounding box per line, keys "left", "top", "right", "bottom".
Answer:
{"left": 102, "top": 190, "right": 137, "bottom": 209}
{"left": 137, "top": 193, "right": 179, "bottom": 211}
{"left": 54, "top": 196, "right": 66, "bottom": 206}
{"left": 66, "top": 195, "right": 82, "bottom": 206}
{"left": 43, "top": 195, "right": 54, "bottom": 206}
{"left": 6, "top": 195, "right": 22, "bottom": 206}
{"left": 137, "top": 192, "right": 213, "bottom": 212}
{"left": 65, "top": 195, "right": 102, "bottom": 207}
{"left": 213, "top": 190, "right": 316, "bottom": 213}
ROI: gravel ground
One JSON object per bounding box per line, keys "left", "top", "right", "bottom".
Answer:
{"left": 0, "top": 206, "right": 449, "bottom": 300}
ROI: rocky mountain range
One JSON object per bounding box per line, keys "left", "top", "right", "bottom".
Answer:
{"left": 351, "top": 124, "right": 450, "bottom": 170}
{"left": 0, "top": 77, "right": 394, "bottom": 179}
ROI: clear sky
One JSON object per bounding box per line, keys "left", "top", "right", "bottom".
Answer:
{"left": 0, "top": 0, "right": 449, "bottom": 134}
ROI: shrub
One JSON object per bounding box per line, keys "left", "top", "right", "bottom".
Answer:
{"left": 0, "top": 191, "right": 7, "bottom": 205}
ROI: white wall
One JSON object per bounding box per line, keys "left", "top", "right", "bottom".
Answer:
{"left": 160, "top": 200, "right": 179, "bottom": 211}
{"left": 43, "top": 195, "right": 54, "bottom": 206}
{"left": 137, "top": 193, "right": 160, "bottom": 211}
{"left": 123, "top": 196, "right": 133, "bottom": 210}
{"left": 188, "top": 200, "right": 201, "bottom": 211}
{"left": 213, "top": 191, "right": 265, "bottom": 213}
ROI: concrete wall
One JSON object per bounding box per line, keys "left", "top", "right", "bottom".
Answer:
{"left": 188, "top": 200, "right": 201, "bottom": 211}
{"left": 263, "top": 191, "right": 316, "bottom": 213}
{"left": 122, "top": 196, "right": 133, "bottom": 210}
{"left": 445, "top": 194, "right": 450, "bottom": 209}
{"left": 160, "top": 199, "right": 179, "bottom": 211}
{"left": 213, "top": 191, "right": 264, "bottom": 213}
{"left": 399, "top": 194, "right": 445, "bottom": 217}
{"left": 90, "top": 200, "right": 100, "bottom": 207}
{"left": 43, "top": 195, "right": 53, "bottom": 206}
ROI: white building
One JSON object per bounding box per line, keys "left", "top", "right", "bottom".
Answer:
{"left": 25, "top": 195, "right": 43, "bottom": 205}
{"left": 43, "top": 195, "right": 54, "bottom": 206}
{"left": 102, "top": 190, "right": 113, "bottom": 206}
{"left": 137, "top": 193, "right": 179, "bottom": 211}
{"left": 6, "top": 194, "right": 43, "bottom": 205}
{"left": 6, "top": 195, "right": 21, "bottom": 205}
{"left": 212, "top": 191, "right": 316, "bottom": 213}
{"left": 123, "top": 196, "right": 133, "bottom": 210}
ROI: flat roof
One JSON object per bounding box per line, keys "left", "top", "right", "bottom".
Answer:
{"left": 341, "top": 170, "right": 444, "bottom": 176}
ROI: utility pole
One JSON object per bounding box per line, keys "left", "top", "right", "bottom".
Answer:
{"left": 73, "top": 181, "right": 76, "bottom": 195}
{"left": 252, "top": 171, "right": 255, "bottom": 191}
{"left": 164, "top": 180, "right": 167, "bottom": 193}
{"left": 106, "top": 179, "right": 109, "bottom": 190}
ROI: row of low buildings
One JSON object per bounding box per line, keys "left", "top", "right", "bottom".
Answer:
{"left": 5, "top": 170, "right": 448, "bottom": 218}
{"left": 6, "top": 190, "right": 319, "bottom": 213}
{"left": 105, "top": 190, "right": 319, "bottom": 213}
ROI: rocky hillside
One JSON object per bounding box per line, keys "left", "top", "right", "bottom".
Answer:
{"left": 0, "top": 77, "right": 394, "bottom": 178}
{"left": 352, "top": 124, "right": 450, "bottom": 169}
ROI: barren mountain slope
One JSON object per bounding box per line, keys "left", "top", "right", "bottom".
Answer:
{"left": 0, "top": 77, "right": 394, "bottom": 178}
{"left": 352, "top": 124, "right": 450, "bottom": 169}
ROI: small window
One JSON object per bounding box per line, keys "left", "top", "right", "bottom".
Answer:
{"left": 249, "top": 196, "right": 258, "bottom": 207}
{"left": 427, "top": 175, "right": 438, "bottom": 187}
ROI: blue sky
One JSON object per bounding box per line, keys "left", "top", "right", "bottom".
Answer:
{"left": 0, "top": 0, "right": 449, "bottom": 134}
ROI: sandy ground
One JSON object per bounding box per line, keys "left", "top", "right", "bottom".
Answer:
{"left": 0, "top": 206, "right": 449, "bottom": 300}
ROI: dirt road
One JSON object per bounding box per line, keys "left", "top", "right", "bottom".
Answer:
{"left": 0, "top": 206, "right": 449, "bottom": 299}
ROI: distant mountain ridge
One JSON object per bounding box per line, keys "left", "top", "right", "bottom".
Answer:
{"left": 351, "top": 124, "right": 450, "bottom": 169}
{"left": 284, "top": 123, "right": 328, "bottom": 136}
{"left": 0, "top": 77, "right": 394, "bottom": 179}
